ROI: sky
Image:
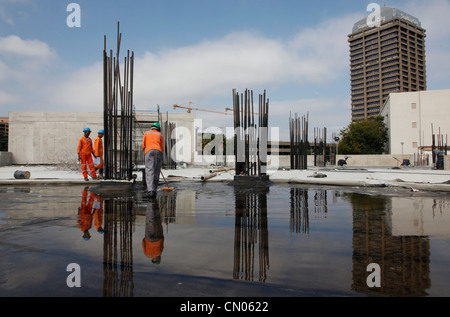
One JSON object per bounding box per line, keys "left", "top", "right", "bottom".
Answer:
{"left": 1, "top": 0, "right": 450, "bottom": 141}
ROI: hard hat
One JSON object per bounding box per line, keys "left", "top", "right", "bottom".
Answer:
{"left": 98, "top": 129, "right": 104, "bottom": 134}
{"left": 151, "top": 122, "right": 161, "bottom": 129}
{"left": 83, "top": 127, "right": 91, "bottom": 132}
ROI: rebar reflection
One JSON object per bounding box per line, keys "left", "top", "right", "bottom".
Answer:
{"left": 102, "top": 198, "right": 135, "bottom": 297}
{"left": 289, "top": 188, "right": 309, "bottom": 234}
{"left": 233, "top": 188, "right": 269, "bottom": 282}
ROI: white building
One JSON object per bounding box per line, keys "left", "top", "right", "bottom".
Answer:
{"left": 381, "top": 89, "right": 450, "bottom": 159}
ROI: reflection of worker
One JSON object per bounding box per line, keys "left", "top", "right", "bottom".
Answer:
{"left": 94, "top": 129, "right": 104, "bottom": 179}
{"left": 93, "top": 193, "right": 104, "bottom": 234}
{"left": 77, "top": 127, "right": 97, "bottom": 181}
{"left": 142, "top": 200, "right": 164, "bottom": 264}
{"left": 142, "top": 122, "right": 164, "bottom": 198}
{"left": 77, "top": 187, "right": 95, "bottom": 240}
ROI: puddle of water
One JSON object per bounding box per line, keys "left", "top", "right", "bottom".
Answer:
{"left": 0, "top": 182, "right": 450, "bottom": 297}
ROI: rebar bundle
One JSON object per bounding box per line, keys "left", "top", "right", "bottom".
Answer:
{"left": 289, "top": 112, "right": 309, "bottom": 170}
{"left": 103, "top": 22, "right": 135, "bottom": 180}
{"left": 313, "top": 127, "right": 327, "bottom": 167}
{"left": 232, "top": 89, "right": 269, "bottom": 176}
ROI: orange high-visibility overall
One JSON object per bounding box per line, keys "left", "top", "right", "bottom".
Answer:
{"left": 93, "top": 136, "right": 104, "bottom": 169}
{"left": 77, "top": 136, "right": 97, "bottom": 178}
{"left": 78, "top": 188, "right": 95, "bottom": 232}
{"left": 142, "top": 129, "right": 164, "bottom": 154}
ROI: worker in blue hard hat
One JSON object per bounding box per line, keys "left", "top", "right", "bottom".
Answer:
{"left": 77, "top": 127, "right": 97, "bottom": 181}
{"left": 77, "top": 187, "right": 95, "bottom": 240}
{"left": 142, "top": 122, "right": 164, "bottom": 198}
{"left": 94, "top": 129, "right": 104, "bottom": 179}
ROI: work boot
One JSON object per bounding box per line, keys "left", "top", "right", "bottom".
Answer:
{"left": 144, "top": 191, "right": 156, "bottom": 198}
{"left": 84, "top": 177, "right": 89, "bottom": 181}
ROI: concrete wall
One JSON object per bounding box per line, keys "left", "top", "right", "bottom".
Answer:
{"left": 8, "top": 111, "right": 196, "bottom": 165}
{"left": 381, "top": 89, "right": 450, "bottom": 155}
{"left": 9, "top": 111, "right": 103, "bottom": 165}
{"left": 191, "top": 154, "right": 415, "bottom": 168}
{"left": 445, "top": 156, "right": 450, "bottom": 170}
{"left": 335, "top": 154, "right": 414, "bottom": 167}
{"left": 0, "top": 151, "right": 12, "bottom": 166}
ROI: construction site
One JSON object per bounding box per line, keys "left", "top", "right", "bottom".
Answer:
{"left": 1, "top": 22, "right": 450, "bottom": 300}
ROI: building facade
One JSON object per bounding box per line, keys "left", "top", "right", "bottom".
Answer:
{"left": 380, "top": 89, "right": 450, "bottom": 157}
{"left": 349, "top": 6, "right": 427, "bottom": 121}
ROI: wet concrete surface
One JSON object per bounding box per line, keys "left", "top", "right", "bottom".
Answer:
{"left": 1, "top": 181, "right": 450, "bottom": 297}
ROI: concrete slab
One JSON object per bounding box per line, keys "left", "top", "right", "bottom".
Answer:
{"left": 1, "top": 164, "right": 450, "bottom": 192}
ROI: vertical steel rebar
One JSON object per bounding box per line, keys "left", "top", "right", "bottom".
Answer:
{"left": 103, "top": 22, "right": 135, "bottom": 180}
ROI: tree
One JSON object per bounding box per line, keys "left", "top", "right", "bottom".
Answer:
{"left": 339, "top": 116, "right": 388, "bottom": 154}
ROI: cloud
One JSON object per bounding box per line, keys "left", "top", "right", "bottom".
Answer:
{"left": 287, "top": 13, "right": 361, "bottom": 83}
{"left": 0, "top": 35, "right": 56, "bottom": 59}
{"left": 132, "top": 31, "right": 294, "bottom": 106}
{"left": 1, "top": 12, "right": 360, "bottom": 138}
{"left": 0, "top": 35, "right": 59, "bottom": 111}
{"left": 126, "top": 12, "right": 361, "bottom": 119}
{"left": 0, "top": 35, "right": 57, "bottom": 81}
{"left": 43, "top": 62, "right": 103, "bottom": 111}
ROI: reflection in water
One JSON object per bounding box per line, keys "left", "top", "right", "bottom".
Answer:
{"left": 233, "top": 188, "right": 269, "bottom": 282}
{"left": 289, "top": 188, "right": 328, "bottom": 234}
{"left": 102, "top": 197, "right": 135, "bottom": 297}
{"left": 77, "top": 187, "right": 104, "bottom": 240}
{"left": 159, "top": 193, "right": 177, "bottom": 226}
{"left": 432, "top": 198, "right": 450, "bottom": 218}
{"left": 67, "top": 185, "right": 445, "bottom": 297}
{"left": 100, "top": 192, "right": 177, "bottom": 297}
{"left": 289, "top": 188, "right": 309, "bottom": 234}
{"left": 313, "top": 190, "right": 328, "bottom": 216}
{"left": 348, "top": 193, "right": 431, "bottom": 296}
{"left": 142, "top": 199, "right": 164, "bottom": 265}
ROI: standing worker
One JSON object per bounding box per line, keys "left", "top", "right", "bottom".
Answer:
{"left": 94, "top": 129, "right": 104, "bottom": 179}
{"left": 142, "top": 122, "right": 164, "bottom": 198}
{"left": 77, "top": 127, "right": 97, "bottom": 181}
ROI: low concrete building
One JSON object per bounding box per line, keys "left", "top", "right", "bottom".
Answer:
{"left": 381, "top": 89, "right": 450, "bottom": 159}
{"left": 8, "top": 111, "right": 195, "bottom": 165}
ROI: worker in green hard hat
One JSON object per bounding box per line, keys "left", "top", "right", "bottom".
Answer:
{"left": 142, "top": 122, "right": 164, "bottom": 198}
{"left": 142, "top": 199, "right": 164, "bottom": 264}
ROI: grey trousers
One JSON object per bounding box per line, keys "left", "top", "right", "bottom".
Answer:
{"left": 145, "top": 149, "right": 163, "bottom": 192}
{"left": 145, "top": 200, "right": 164, "bottom": 242}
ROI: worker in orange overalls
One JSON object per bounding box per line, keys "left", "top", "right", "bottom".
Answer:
{"left": 93, "top": 193, "right": 104, "bottom": 234}
{"left": 77, "top": 187, "right": 95, "bottom": 240}
{"left": 93, "top": 129, "right": 104, "bottom": 179}
{"left": 142, "top": 199, "right": 164, "bottom": 264}
{"left": 77, "top": 127, "right": 97, "bottom": 181}
{"left": 142, "top": 122, "right": 164, "bottom": 198}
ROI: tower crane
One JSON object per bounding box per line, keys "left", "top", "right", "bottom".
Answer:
{"left": 172, "top": 102, "right": 232, "bottom": 115}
